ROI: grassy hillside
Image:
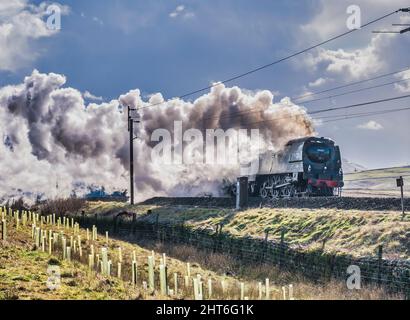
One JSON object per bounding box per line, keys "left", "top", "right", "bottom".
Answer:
{"left": 86, "top": 202, "right": 410, "bottom": 260}
{"left": 1, "top": 208, "right": 403, "bottom": 300}
{"left": 344, "top": 166, "right": 410, "bottom": 197}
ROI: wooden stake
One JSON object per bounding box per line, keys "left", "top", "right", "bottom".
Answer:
{"left": 48, "top": 236, "right": 53, "bottom": 255}
{"left": 162, "top": 253, "right": 166, "bottom": 267}
{"left": 282, "top": 286, "right": 287, "bottom": 300}
{"left": 1, "top": 219, "right": 7, "bottom": 241}
{"left": 107, "top": 260, "right": 112, "bottom": 276}
{"left": 258, "top": 282, "right": 263, "bottom": 300}
{"left": 118, "top": 247, "right": 123, "bottom": 263}
{"left": 184, "top": 276, "right": 189, "bottom": 289}
{"left": 66, "top": 247, "right": 71, "bottom": 262}
{"left": 221, "top": 280, "right": 226, "bottom": 296}
{"left": 289, "top": 284, "right": 294, "bottom": 300}
{"left": 174, "top": 273, "right": 178, "bottom": 295}
{"left": 101, "top": 248, "right": 108, "bottom": 276}
{"left": 117, "top": 262, "right": 122, "bottom": 279}
{"left": 131, "top": 260, "right": 138, "bottom": 286}
{"left": 208, "top": 279, "right": 212, "bottom": 299}
{"left": 41, "top": 236, "right": 46, "bottom": 252}
{"left": 88, "top": 254, "right": 94, "bottom": 270}
{"left": 193, "top": 278, "right": 200, "bottom": 300}
{"left": 240, "top": 282, "right": 245, "bottom": 300}
{"left": 265, "top": 278, "right": 270, "bottom": 300}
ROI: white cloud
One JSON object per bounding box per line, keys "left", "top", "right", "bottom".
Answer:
{"left": 83, "top": 91, "right": 103, "bottom": 101}
{"left": 301, "top": 0, "right": 409, "bottom": 40}
{"left": 92, "top": 16, "right": 103, "bottom": 26}
{"left": 300, "top": 0, "right": 408, "bottom": 81}
{"left": 357, "top": 120, "right": 384, "bottom": 130}
{"left": 308, "top": 77, "right": 327, "bottom": 88}
{"left": 304, "top": 34, "right": 391, "bottom": 80}
{"left": 394, "top": 69, "right": 410, "bottom": 93}
{"left": 169, "top": 4, "right": 195, "bottom": 19}
{"left": 0, "top": 0, "right": 69, "bottom": 71}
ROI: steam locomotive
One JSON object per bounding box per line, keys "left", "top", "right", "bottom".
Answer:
{"left": 246, "top": 136, "right": 344, "bottom": 198}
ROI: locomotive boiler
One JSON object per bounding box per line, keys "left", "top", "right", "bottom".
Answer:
{"left": 247, "top": 136, "right": 344, "bottom": 198}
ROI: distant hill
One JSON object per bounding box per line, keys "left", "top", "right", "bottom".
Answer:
{"left": 343, "top": 165, "right": 410, "bottom": 197}
{"left": 342, "top": 158, "right": 367, "bottom": 174}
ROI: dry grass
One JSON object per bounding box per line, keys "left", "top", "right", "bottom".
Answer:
{"left": 138, "top": 242, "right": 404, "bottom": 300}
{"left": 34, "top": 198, "right": 86, "bottom": 217}
{"left": 1, "top": 212, "right": 403, "bottom": 300}
{"left": 89, "top": 202, "right": 409, "bottom": 259}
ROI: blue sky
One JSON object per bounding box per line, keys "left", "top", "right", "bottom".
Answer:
{"left": 1, "top": 0, "right": 410, "bottom": 168}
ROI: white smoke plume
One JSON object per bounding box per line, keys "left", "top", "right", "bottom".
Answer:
{"left": 0, "top": 70, "right": 315, "bottom": 202}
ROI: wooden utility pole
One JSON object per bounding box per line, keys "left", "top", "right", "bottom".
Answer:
{"left": 128, "top": 106, "right": 134, "bottom": 205}
{"left": 127, "top": 106, "right": 140, "bottom": 205}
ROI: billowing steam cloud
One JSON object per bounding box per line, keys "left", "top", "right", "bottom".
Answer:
{"left": 0, "top": 70, "right": 315, "bottom": 202}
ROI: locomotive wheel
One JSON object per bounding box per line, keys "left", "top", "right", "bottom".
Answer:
{"left": 260, "top": 182, "right": 268, "bottom": 198}
{"left": 269, "top": 188, "right": 280, "bottom": 199}
{"left": 281, "top": 185, "right": 295, "bottom": 198}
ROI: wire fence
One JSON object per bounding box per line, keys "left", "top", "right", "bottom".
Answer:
{"left": 73, "top": 213, "right": 410, "bottom": 298}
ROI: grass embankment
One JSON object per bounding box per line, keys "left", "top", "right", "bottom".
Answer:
{"left": 0, "top": 214, "right": 260, "bottom": 300}
{"left": 0, "top": 209, "right": 403, "bottom": 300}
{"left": 86, "top": 202, "right": 410, "bottom": 259}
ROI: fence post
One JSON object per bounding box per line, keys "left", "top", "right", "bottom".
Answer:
{"left": 279, "top": 228, "right": 286, "bottom": 268}
{"left": 261, "top": 229, "right": 269, "bottom": 264}
{"left": 132, "top": 213, "right": 137, "bottom": 235}
{"left": 156, "top": 214, "right": 160, "bottom": 241}
{"left": 377, "top": 245, "right": 383, "bottom": 286}
{"left": 213, "top": 225, "right": 219, "bottom": 253}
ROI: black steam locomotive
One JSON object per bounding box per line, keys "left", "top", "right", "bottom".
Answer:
{"left": 247, "top": 136, "right": 344, "bottom": 198}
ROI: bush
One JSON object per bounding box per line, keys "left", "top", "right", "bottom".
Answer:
{"left": 36, "top": 198, "right": 86, "bottom": 216}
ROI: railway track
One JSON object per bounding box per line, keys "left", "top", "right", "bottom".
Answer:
{"left": 139, "top": 196, "right": 409, "bottom": 211}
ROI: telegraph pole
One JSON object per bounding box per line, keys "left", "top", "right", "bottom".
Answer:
{"left": 127, "top": 106, "right": 140, "bottom": 205}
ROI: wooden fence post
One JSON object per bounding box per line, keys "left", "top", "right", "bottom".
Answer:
{"left": 377, "top": 245, "right": 383, "bottom": 286}
{"left": 279, "top": 228, "right": 286, "bottom": 268}
{"left": 261, "top": 229, "right": 269, "bottom": 264}
{"left": 132, "top": 213, "right": 137, "bottom": 235}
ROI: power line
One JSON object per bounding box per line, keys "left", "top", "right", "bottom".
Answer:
{"left": 293, "top": 66, "right": 410, "bottom": 102}
{"left": 136, "top": 8, "right": 402, "bottom": 111}
{"left": 320, "top": 106, "right": 410, "bottom": 123}
{"left": 299, "top": 78, "right": 410, "bottom": 105}
{"left": 223, "top": 94, "right": 410, "bottom": 128}
{"left": 201, "top": 75, "right": 410, "bottom": 123}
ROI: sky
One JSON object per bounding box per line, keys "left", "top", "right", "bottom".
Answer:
{"left": 0, "top": 0, "right": 410, "bottom": 170}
